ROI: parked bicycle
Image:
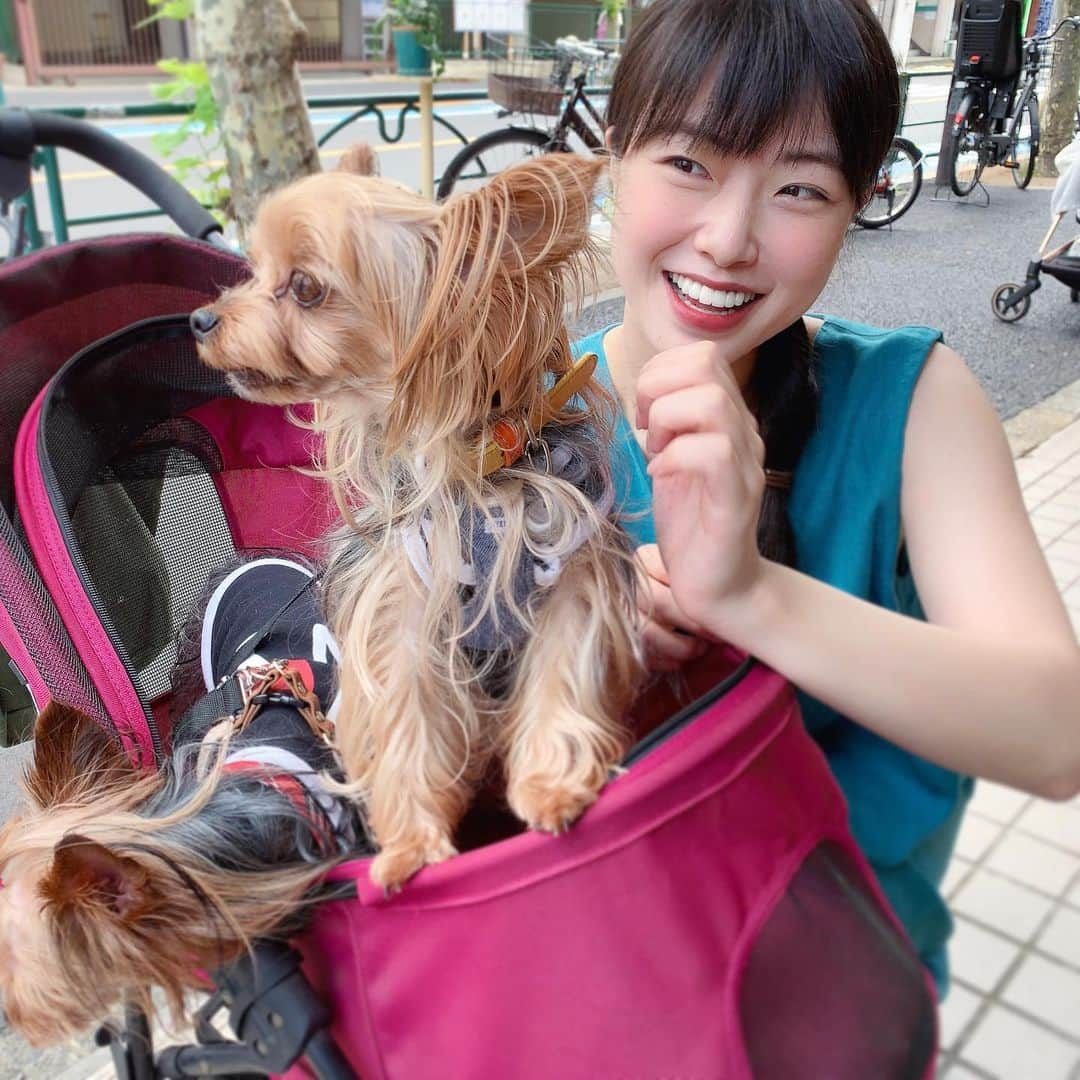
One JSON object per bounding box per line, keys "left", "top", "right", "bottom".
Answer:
{"left": 854, "top": 136, "right": 924, "bottom": 228}
{"left": 436, "top": 37, "right": 611, "bottom": 200}
{"left": 949, "top": 15, "right": 1080, "bottom": 197}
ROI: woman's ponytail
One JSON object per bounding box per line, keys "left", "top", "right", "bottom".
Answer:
{"left": 751, "top": 320, "right": 818, "bottom": 567}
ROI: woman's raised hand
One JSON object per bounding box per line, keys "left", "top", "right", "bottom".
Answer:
{"left": 637, "top": 341, "right": 767, "bottom": 641}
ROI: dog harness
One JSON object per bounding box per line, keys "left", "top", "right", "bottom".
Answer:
{"left": 402, "top": 424, "right": 618, "bottom": 653}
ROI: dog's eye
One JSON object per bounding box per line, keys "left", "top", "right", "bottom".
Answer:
{"left": 289, "top": 270, "right": 327, "bottom": 308}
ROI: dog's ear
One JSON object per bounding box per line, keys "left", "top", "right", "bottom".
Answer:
{"left": 336, "top": 142, "right": 379, "bottom": 177}
{"left": 387, "top": 153, "right": 602, "bottom": 450}
{"left": 443, "top": 152, "right": 602, "bottom": 271}
{"left": 39, "top": 834, "right": 157, "bottom": 923}
{"left": 24, "top": 701, "right": 134, "bottom": 809}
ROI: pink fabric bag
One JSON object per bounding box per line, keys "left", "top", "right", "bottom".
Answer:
{"left": 0, "top": 235, "right": 937, "bottom": 1078}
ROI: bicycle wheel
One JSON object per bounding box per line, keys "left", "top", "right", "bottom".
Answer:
{"left": 950, "top": 117, "right": 986, "bottom": 197}
{"left": 855, "top": 137, "right": 923, "bottom": 228}
{"left": 1011, "top": 97, "right": 1037, "bottom": 189}
{"left": 436, "top": 127, "right": 556, "bottom": 199}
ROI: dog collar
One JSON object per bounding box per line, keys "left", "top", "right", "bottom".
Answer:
{"left": 471, "top": 352, "right": 598, "bottom": 477}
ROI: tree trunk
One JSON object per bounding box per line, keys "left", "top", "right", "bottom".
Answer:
{"left": 1035, "top": 0, "right": 1080, "bottom": 178}
{"left": 195, "top": 0, "right": 320, "bottom": 244}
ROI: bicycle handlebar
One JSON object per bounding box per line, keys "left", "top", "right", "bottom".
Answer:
{"left": 1028, "top": 15, "right": 1080, "bottom": 46}
{"left": 554, "top": 36, "right": 609, "bottom": 65}
{"left": 0, "top": 107, "right": 223, "bottom": 242}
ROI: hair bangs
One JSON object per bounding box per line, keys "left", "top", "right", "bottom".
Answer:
{"left": 607, "top": 0, "right": 900, "bottom": 205}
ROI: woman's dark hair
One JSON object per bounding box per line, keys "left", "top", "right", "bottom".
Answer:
{"left": 606, "top": 0, "right": 900, "bottom": 207}
{"left": 606, "top": 0, "right": 899, "bottom": 567}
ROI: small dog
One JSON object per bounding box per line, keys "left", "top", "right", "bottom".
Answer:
{"left": 0, "top": 558, "right": 361, "bottom": 1045}
{"left": 191, "top": 150, "right": 644, "bottom": 889}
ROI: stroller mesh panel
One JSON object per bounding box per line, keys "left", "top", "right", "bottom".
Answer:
{"left": 0, "top": 503, "right": 106, "bottom": 721}
{"left": 73, "top": 438, "right": 237, "bottom": 703}
{"left": 739, "top": 840, "right": 936, "bottom": 1078}
{"left": 41, "top": 318, "right": 239, "bottom": 712}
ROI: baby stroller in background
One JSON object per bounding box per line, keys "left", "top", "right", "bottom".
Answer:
{"left": 0, "top": 109, "right": 939, "bottom": 1079}
{"left": 992, "top": 146, "right": 1080, "bottom": 321}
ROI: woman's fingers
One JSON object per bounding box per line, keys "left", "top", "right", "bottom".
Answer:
{"left": 643, "top": 384, "right": 764, "bottom": 464}
{"left": 642, "top": 618, "right": 708, "bottom": 672}
{"left": 635, "top": 343, "right": 754, "bottom": 432}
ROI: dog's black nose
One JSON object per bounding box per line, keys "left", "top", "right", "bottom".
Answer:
{"left": 190, "top": 307, "right": 220, "bottom": 342}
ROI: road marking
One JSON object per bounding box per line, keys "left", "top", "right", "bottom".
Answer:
{"left": 31, "top": 137, "right": 469, "bottom": 185}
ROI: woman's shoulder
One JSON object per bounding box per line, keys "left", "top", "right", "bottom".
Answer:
{"left": 806, "top": 314, "right": 943, "bottom": 355}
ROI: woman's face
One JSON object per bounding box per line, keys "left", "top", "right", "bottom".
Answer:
{"left": 608, "top": 121, "right": 856, "bottom": 373}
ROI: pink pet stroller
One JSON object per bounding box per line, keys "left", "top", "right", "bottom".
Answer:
{"left": 0, "top": 111, "right": 938, "bottom": 1079}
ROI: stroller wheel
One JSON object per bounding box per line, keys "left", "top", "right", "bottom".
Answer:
{"left": 992, "top": 283, "right": 1031, "bottom": 323}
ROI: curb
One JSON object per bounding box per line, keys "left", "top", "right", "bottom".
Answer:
{"left": 1005, "top": 376, "right": 1080, "bottom": 459}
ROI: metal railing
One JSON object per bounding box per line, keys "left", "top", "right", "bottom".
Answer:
{"left": 12, "top": 68, "right": 946, "bottom": 248}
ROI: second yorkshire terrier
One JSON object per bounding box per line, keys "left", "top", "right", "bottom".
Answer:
{"left": 0, "top": 558, "right": 361, "bottom": 1045}
{"left": 191, "top": 150, "right": 644, "bottom": 890}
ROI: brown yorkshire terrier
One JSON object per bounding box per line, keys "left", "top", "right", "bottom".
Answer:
{"left": 0, "top": 557, "right": 359, "bottom": 1045}
{"left": 191, "top": 149, "right": 644, "bottom": 890}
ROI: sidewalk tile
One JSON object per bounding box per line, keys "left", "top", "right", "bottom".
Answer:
{"left": 1047, "top": 556, "right": 1080, "bottom": 590}
{"left": 940, "top": 983, "right": 985, "bottom": 1051}
{"left": 1017, "top": 800, "right": 1080, "bottom": 855}
{"left": 1047, "top": 538, "right": 1080, "bottom": 564}
{"left": 1032, "top": 515, "right": 1072, "bottom": 544}
{"left": 986, "top": 833, "right": 1080, "bottom": 896}
{"left": 1035, "top": 501, "right": 1080, "bottom": 526}
{"left": 1032, "top": 422, "right": 1080, "bottom": 464}
{"left": 943, "top": 855, "right": 976, "bottom": 900}
{"left": 1002, "top": 953, "right": 1080, "bottom": 1037}
{"left": 956, "top": 814, "right": 1005, "bottom": 861}
{"left": 952, "top": 870, "right": 1055, "bottom": 941}
{"left": 950, "top": 917, "right": 1021, "bottom": 992}
{"left": 1038, "top": 906, "right": 1080, "bottom": 969}
{"left": 940, "top": 1066, "right": 987, "bottom": 1080}
{"left": 1048, "top": 454, "right": 1080, "bottom": 480}
{"left": 969, "top": 781, "right": 1033, "bottom": 825}
{"left": 1017, "top": 456, "right": 1057, "bottom": 486}
{"left": 1017, "top": 456, "right": 1056, "bottom": 486}
{"left": 962, "top": 1005, "right": 1080, "bottom": 1078}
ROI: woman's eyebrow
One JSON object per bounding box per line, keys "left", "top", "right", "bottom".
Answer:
{"left": 779, "top": 148, "right": 844, "bottom": 170}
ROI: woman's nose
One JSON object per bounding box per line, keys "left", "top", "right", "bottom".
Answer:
{"left": 693, "top": 196, "right": 760, "bottom": 268}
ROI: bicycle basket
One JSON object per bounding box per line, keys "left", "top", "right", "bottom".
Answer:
{"left": 487, "top": 72, "right": 565, "bottom": 115}
{"left": 486, "top": 39, "right": 568, "bottom": 116}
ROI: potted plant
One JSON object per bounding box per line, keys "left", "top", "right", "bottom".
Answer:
{"left": 380, "top": 0, "right": 445, "bottom": 78}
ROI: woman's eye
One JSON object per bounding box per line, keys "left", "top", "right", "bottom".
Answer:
{"left": 668, "top": 156, "right": 707, "bottom": 177}
{"left": 289, "top": 270, "right": 327, "bottom": 307}
{"left": 778, "top": 184, "right": 827, "bottom": 202}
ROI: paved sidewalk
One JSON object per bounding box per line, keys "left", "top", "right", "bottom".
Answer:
{"left": 938, "top": 393, "right": 1080, "bottom": 1079}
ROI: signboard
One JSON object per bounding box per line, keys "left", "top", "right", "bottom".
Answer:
{"left": 454, "top": 0, "right": 527, "bottom": 33}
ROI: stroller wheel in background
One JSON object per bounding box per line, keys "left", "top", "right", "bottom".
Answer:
{"left": 992, "top": 283, "right": 1031, "bottom": 322}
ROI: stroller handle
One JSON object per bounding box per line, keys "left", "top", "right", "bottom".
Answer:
{"left": 0, "top": 107, "right": 223, "bottom": 242}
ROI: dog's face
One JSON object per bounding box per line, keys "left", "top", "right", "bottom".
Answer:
{"left": 0, "top": 703, "right": 148, "bottom": 1044}
{"left": 193, "top": 165, "right": 433, "bottom": 412}
{"left": 193, "top": 148, "right": 604, "bottom": 458}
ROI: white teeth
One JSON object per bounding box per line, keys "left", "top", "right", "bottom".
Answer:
{"left": 669, "top": 273, "right": 756, "bottom": 311}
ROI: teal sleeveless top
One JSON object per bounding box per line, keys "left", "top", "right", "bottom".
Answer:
{"left": 574, "top": 317, "right": 973, "bottom": 996}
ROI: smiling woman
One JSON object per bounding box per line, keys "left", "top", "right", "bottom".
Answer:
{"left": 575, "top": 0, "right": 1080, "bottom": 1004}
